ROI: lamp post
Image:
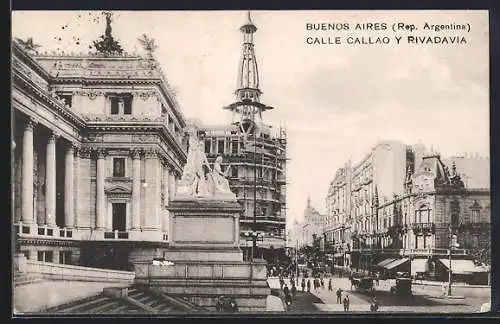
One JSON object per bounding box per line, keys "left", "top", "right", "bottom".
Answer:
{"left": 448, "top": 224, "right": 459, "bottom": 296}
{"left": 295, "top": 239, "right": 299, "bottom": 282}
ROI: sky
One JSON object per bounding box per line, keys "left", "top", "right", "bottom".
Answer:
{"left": 12, "top": 10, "right": 489, "bottom": 226}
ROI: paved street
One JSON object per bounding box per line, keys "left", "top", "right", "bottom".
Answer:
{"left": 268, "top": 277, "right": 490, "bottom": 313}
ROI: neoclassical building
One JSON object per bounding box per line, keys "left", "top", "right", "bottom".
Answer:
{"left": 12, "top": 35, "right": 187, "bottom": 269}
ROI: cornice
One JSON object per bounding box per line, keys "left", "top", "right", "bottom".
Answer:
{"left": 13, "top": 72, "right": 86, "bottom": 128}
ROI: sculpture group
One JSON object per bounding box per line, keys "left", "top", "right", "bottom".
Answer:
{"left": 176, "top": 129, "right": 235, "bottom": 200}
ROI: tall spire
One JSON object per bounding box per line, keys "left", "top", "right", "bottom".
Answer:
{"left": 237, "top": 10, "right": 260, "bottom": 98}
{"left": 223, "top": 11, "right": 273, "bottom": 135}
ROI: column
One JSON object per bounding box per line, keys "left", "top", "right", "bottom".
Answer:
{"left": 131, "top": 149, "right": 141, "bottom": 230}
{"left": 45, "top": 132, "right": 57, "bottom": 227}
{"left": 73, "top": 148, "right": 79, "bottom": 228}
{"left": 169, "top": 170, "right": 176, "bottom": 200}
{"left": 143, "top": 149, "right": 159, "bottom": 230}
{"left": 21, "top": 119, "right": 35, "bottom": 224}
{"left": 96, "top": 149, "right": 106, "bottom": 229}
{"left": 163, "top": 164, "right": 170, "bottom": 232}
{"left": 64, "top": 144, "right": 75, "bottom": 228}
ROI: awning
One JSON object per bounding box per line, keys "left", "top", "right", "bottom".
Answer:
{"left": 377, "top": 258, "right": 395, "bottom": 267}
{"left": 411, "top": 258, "right": 428, "bottom": 275}
{"left": 385, "top": 258, "right": 410, "bottom": 270}
{"left": 438, "top": 259, "right": 484, "bottom": 275}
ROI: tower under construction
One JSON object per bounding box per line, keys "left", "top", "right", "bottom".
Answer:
{"left": 195, "top": 12, "right": 288, "bottom": 263}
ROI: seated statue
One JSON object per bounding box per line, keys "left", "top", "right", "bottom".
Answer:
{"left": 211, "top": 156, "right": 232, "bottom": 195}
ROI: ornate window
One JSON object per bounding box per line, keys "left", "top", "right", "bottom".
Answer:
{"left": 415, "top": 204, "right": 431, "bottom": 223}
{"left": 204, "top": 139, "right": 211, "bottom": 154}
{"left": 470, "top": 200, "right": 482, "bottom": 223}
{"left": 217, "top": 140, "right": 225, "bottom": 154}
{"left": 450, "top": 200, "right": 460, "bottom": 226}
{"left": 57, "top": 92, "right": 72, "bottom": 108}
{"left": 109, "top": 94, "right": 133, "bottom": 115}
{"left": 113, "top": 158, "right": 126, "bottom": 177}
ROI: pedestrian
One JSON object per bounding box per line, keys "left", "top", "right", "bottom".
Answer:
{"left": 343, "top": 294, "right": 350, "bottom": 311}
{"left": 370, "top": 296, "right": 380, "bottom": 312}
{"left": 320, "top": 277, "right": 325, "bottom": 289}
{"left": 279, "top": 277, "right": 284, "bottom": 290}
{"left": 291, "top": 283, "right": 297, "bottom": 299}
{"left": 375, "top": 272, "right": 380, "bottom": 286}
{"left": 328, "top": 278, "right": 333, "bottom": 291}
{"left": 307, "top": 279, "right": 311, "bottom": 292}
{"left": 283, "top": 284, "right": 292, "bottom": 309}
{"left": 336, "top": 288, "right": 342, "bottom": 304}
{"left": 301, "top": 278, "right": 306, "bottom": 292}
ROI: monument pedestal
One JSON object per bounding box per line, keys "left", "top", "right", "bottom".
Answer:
{"left": 133, "top": 198, "right": 270, "bottom": 312}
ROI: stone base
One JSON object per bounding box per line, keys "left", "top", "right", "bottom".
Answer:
{"left": 133, "top": 259, "right": 270, "bottom": 312}
{"left": 164, "top": 246, "right": 243, "bottom": 262}
{"left": 145, "top": 280, "right": 269, "bottom": 312}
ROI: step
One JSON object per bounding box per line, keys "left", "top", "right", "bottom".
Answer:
{"left": 58, "top": 297, "right": 110, "bottom": 313}
{"left": 128, "top": 291, "right": 145, "bottom": 299}
{"left": 148, "top": 299, "right": 165, "bottom": 309}
{"left": 88, "top": 299, "right": 122, "bottom": 314}
{"left": 107, "top": 304, "right": 130, "bottom": 314}
{"left": 157, "top": 306, "right": 175, "bottom": 313}
{"left": 135, "top": 295, "right": 156, "bottom": 305}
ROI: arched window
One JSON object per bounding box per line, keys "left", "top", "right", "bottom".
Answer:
{"left": 415, "top": 204, "right": 431, "bottom": 224}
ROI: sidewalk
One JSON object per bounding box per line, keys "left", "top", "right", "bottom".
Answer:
{"left": 412, "top": 280, "right": 490, "bottom": 289}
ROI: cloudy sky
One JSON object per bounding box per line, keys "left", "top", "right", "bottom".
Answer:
{"left": 12, "top": 10, "right": 489, "bottom": 225}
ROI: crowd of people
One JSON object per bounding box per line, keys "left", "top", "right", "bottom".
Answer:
{"left": 277, "top": 272, "right": 381, "bottom": 312}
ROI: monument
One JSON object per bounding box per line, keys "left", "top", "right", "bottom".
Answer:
{"left": 133, "top": 129, "right": 270, "bottom": 312}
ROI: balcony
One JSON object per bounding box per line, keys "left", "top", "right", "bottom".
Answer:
{"left": 386, "top": 224, "right": 409, "bottom": 238}
{"left": 104, "top": 230, "right": 129, "bottom": 240}
{"left": 400, "top": 248, "right": 469, "bottom": 257}
{"left": 411, "top": 222, "right": 435, "bottom": 235}
{"left": 14, "top": 222, "right": 77, "bottom": 240}
{"left": 455, "top": 222, "right": 490, "bottom": 235}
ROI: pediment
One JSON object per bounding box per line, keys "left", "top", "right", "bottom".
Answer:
{"left": 105, "top": 185, "right": 132, "bottom": 194}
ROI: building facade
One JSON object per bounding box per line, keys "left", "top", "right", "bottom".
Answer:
{"left": 301, "top": 198, "right": 325, "bottom": 248}
{"left": 324, "top": 141, "right": 490, "bottom": 282}
{"left": 196, "top": 13, "right": 287, "bottom": 259}
{"left": 12, "top": 29, "right": 187, "bottom": 270}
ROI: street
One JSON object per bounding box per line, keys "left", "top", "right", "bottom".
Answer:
{"left": 268, "top": 277, "right": 490, "bottom": 313}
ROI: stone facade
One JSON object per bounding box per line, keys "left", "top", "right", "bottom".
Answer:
{"left": 324, "top": 141, "right": 490, "bottom": 279}
{"left": 12, "top": 40, "right": 187, "bottom": 269}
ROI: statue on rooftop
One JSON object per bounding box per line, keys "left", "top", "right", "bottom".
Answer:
{"left": 93, "top": 11, "right": 123, "bottom": 56}
{"left": 15, "top": 37, "right": 41, "bottom": 55}
{"left": 138, "top": 34, "right": 158, "bottom": 58}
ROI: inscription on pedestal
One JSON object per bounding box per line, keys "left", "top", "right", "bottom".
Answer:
{"left": 173, "top": 217, "right": 234, "bottom": 244}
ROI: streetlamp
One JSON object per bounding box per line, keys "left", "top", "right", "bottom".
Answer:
{"left": 447, "top": 225, "right": 459, "bottom": 296}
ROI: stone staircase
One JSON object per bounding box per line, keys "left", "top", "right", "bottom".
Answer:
{"left": 41, "top": 286, "right": 208, "bottom": 314}
{"left": 44, "top": 294, "right": 145, "bottom": 314}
